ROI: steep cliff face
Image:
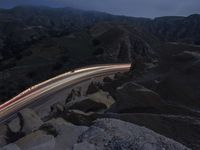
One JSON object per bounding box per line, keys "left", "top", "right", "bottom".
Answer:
{"left": 91, "top": 23, "right": 157, "bottom": 64}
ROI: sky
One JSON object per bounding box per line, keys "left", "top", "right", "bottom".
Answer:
{"left": 0, "top": 0, "right": 199, "bottom": 18}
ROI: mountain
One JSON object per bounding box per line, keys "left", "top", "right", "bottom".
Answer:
{"left": 149, "top": 14, "right": 200, "bottom": 44}
{"left": 0, "top": 6, "right": 199, "bottom": 102}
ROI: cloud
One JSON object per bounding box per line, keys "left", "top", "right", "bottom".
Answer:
{"left": 0, "top": 0, "right": 199, "bottom": 17}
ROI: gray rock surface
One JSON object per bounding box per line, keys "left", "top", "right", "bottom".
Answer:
{"left": 76, "top": 118, "right": 190, "bottom": 150}
{"left": 8, "top": 117, "right": 21, "bottom": 133}
{"left": 0, "top": 125, "right": 8, "bottom": 147}
{"left": 87, "top": 90, "right": 115, "bottom": 108}
{"left": 45, "top": 118, "right": 88, "bottom": 150}
{"left": 96, "top": 113, "right": 200, "bottom": 149}
{"left": 109, "top": 82, "right": 164, "bottom": 113}
{"left": 67, "top": 99, "right": 107, "bottom": 113}
{"left": 66, "top": 90, "right": 115, "bottom": 113}
{"left": 19, "top": 108, "right": 43, "bottom": 134}
{"left": 73, "top": 142, "right": 100, "bottom": 150}
{"left": 66, "top": 87, "right": 82, "bottom": 103}
{"left": 0, "top": 143, "right": 21, "bottom": 150}
{"left": 15, "top": 130, "right": 55, "bottom": 150}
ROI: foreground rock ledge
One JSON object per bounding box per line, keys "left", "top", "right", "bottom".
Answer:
{"left": 75, "top": 118, "right": 190, "bottom": 150}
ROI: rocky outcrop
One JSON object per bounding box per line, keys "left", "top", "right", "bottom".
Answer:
{"left": 45, "top": 118, "right": 88, "bottom": 150}
{"left": 0, "top": 125, "right": 8, "bottom": 147}
{"left": 0, "top": 143, "right": 21, "bottom": 150}
{"left": 73, "top": 142, "right": 98, "bottom": 150}
{"left": 8, "top": 117, "right": 21, "bottom": 133}
{"left": 67, "top": 99, "right": 107, "bottom": 113}
{"left": 86, "top": 82, "right": 101, "bottom": 95}
{"left": 15, "top": 130, "right": 55, "bottom": 150}
{"left": 50, "top": 102, "right": 65, "bottom": 114}
{"left": 95, "top": 113, "right": 200, "bottom": 150}
{"left": 87, "top": 90, "right": 115, "bottom": 108}
{"left": 91, "top": 23, "right": 156, "bottom": 64}
{"left": 66, "top": 87, "right": 82, "bottom": 103}
{"left": 66, "top": 90, "right": 115, "bottom": 113}
{"left": 19, "top": 108, "right": 43, "bottom": 134}
{"left": 75, "top": 118, "right": 190, "bottom": 150}
{"left": 109, "top": 82, "right": 164, "bottom": 113}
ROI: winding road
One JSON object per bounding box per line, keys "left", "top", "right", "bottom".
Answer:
{"left": 0, "top": 64, "right": 131, "bottom": 123}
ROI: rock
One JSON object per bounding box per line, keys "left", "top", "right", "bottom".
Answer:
{"left": 66, "top": 87, "right": 82, "bottom": 103}
{"left": 73, "top": 142, "right": 100, "bottom": 150}
{"left": 0, "top": 143, "right": 21, "bottom": 150}
{"left": 19, "top": 108, "right": 43, "bottom": 134}
{"left": 0, "top": 124, "right": 8, "bottom": 147}
{"left": 87, "top": 90, "right": 115, "bottom": 108}
{"left": 50, "top": 102, "right": 65, "bottom": 114}
{"left": 114, "top": 72, "right": 124, "bottom": 80}
{"left": 67, "top": 98, "right": 107, "bottom": 113}
{"left": 45, "top": 118, "right": 88, "bottom": 150}
{"left": 109, "top": 82, "right": 164, "bottom": 113}
{"left": 8, "top": 117, "right": 21, "bottom": 133}
{"left": 76, "top": 118, "right": 190, "bottom": 150}
{"left": 103, "top": 77, "right": 112, "bottom": 83}
{"left": 86, "top": 82, "right": 101, "bottom": 95}
{"left": 61, "top": 110, "right": 97, "bottom": 126}
{"left": 95, "top": 113, "right": 200, "bottom": 150}
{"left": 15, "top": 130, "right": 55, "bottom": 150}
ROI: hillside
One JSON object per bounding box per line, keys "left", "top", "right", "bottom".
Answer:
{"left": 0, "top": 6, "right": 156, "bottom": 102}
{"left": 0, "top": 5, "right": 200, "bottom": 150}
{"left": 0, "top": 6, "right": 200, "bottom": 102}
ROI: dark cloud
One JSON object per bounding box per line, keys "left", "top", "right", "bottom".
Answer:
{"left": 0, "top": 0, "right": 199, "bottom": 18}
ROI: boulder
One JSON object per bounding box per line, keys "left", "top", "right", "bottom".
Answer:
{"left": 66, "top": 99, "right": 107, "bottom": 113}
{"left": 73, "top": 142, "right": 100, "bottom": 150}
{"left": 66, "top": 87, "right": 82, "bottom": 103}
{"left": 103, "top": 77, "right": 112, "bottom": 83}
{"left": 15, "top": 130, "right": 55, "bottom": 150}
{"left": 0, "top": 124, "right": 8, "bottom": 147}
{"left": 8, "top": 117, "right": 21, "bottom": 133}
{"left": 19, "top": 108, "right": 43, "bottom": 134}
{"left": 0, "top": 143, "right": 21, "bottom": 150}
{"left": 109, "top": 82, "right": 164, "bottom": 113}
{"left": 50, "top": 102, "right": 65, "bottom": 114}
{"left": 87, "top": 90, "right": 115, "bottom": 108}
{"left": 75, "top": 118, "right": 190, "bottom": 150}
{"left": 86, "top": 82, "right": 101, "bottom": 95}
{"left": 61, "top": 110, "right": 96, "bottom": 126}
{"left": 45, "top": 118, "right": 88, "bottom": 150}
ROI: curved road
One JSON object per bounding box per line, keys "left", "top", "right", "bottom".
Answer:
{"left": 0, "top": 64, "right": 131, "bottom": 123}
